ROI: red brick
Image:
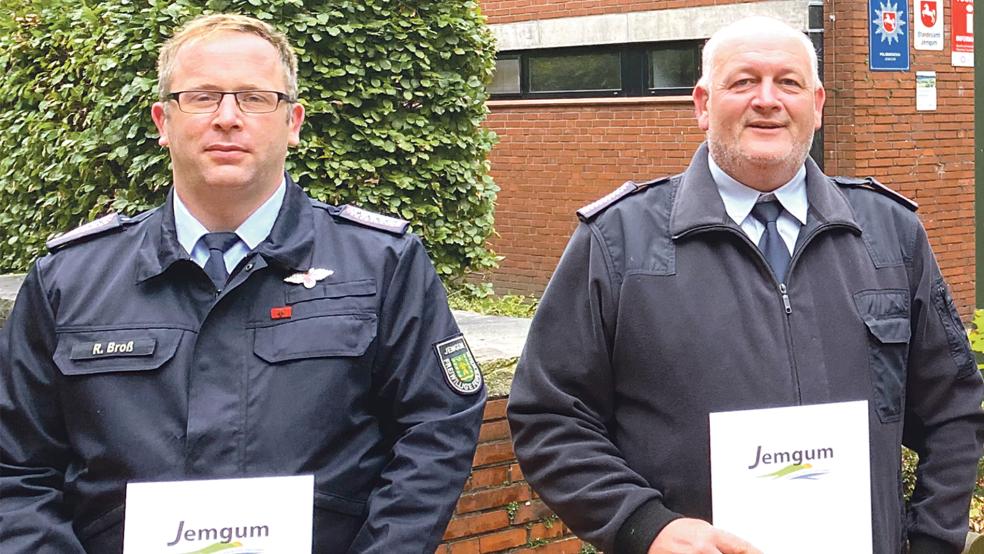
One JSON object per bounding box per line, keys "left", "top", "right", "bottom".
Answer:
{"left": 447, "top": 538, "right": 481, "bottom": 554}
{"left": 478, "top": 528, "right": 528, "bottom": 552}
{"left": 473, "top": 440, "right": 515, "bottom": 467}
{"left": 509, "top": 463, "right": 524, "bottom": 482}
{"left": 479, "top": 419, "right": 512, "bottom": 442}
{"left": 483, "top": 399, "right": 508, "bottom": 421}
{"left": 529, "top": 520, "right": 566, "bottom": 541}
{"left": 443, "top": 510, "right": 511, "bottom": 540}
{"left": 513, "top": 499, "right": 556, "bottom": 524}
{"left": 465, "top": 465, "right": 511, "bottom": 491}
{"left": 456, "top": 483, "right": 531, "bottom": 514}
{"left": 511, "top": 537, "right": 587, "bottom": 554}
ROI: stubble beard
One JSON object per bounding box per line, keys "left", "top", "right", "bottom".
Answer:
{"left": 707, "top": 126, "right": 815, "bottom": 189}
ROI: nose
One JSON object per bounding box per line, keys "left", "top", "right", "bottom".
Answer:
{"left": 211, "top": 93, "right": 243, "bottom": 130}
{"left": 751, "top": 79, "right": 782, "bottom": 111}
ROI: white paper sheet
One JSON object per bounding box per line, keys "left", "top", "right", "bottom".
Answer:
{"left": 124, "top": 474, "right": 314, "bottom": 554}
{"left": 710, "top": 401, "right": 871, "bottom": 554}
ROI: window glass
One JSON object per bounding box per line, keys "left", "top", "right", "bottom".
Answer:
{"left": 529, "top": 51, "right": 621, "bottom": 93}
{"left": 490, "top": 57, "right": 521, "bottom": 95}
{"left": 647, "top": 45, "right": 699, "bottom": 89}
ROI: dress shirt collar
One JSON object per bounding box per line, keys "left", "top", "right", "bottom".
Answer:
{"left": 708, "top": 153, "right": 808, "bottom": 227}
{"left": 173, "top": 178, "right": 287, "bottom": 256}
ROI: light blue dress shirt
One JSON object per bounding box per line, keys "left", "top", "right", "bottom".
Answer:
{"left": 173, "top": 179, "right": 286, "bottom": 273}
{"left": 708, "top": 154, "right": 808, "bottom": 255}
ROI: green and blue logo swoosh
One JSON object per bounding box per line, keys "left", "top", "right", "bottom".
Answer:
{"left": 758, "top": 463, "right": 829, "bottom": 480}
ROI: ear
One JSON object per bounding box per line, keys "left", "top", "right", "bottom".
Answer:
{"left": 813, "top": 84, "right": 826, "bottom": 130}
{"left": 693, "top": 83, "right": 711, "bottom": 132}
{"left": 151, "top": 102, "right": 169, "bottom": 147}
{"left": 287, "top": 102, "right": 305, "bottom": 147}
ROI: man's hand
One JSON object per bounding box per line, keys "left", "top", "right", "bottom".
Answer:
{"left": 647, "top": 518, "right": 763, "bottom": 554}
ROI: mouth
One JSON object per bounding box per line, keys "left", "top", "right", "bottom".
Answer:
{"left": 746, "top": 121, "right": 787, "bottom": 130}
{"left": 205, "top": 144, "right": 249, "bottom": 153}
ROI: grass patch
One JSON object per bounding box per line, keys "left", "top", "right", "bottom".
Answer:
{"left": 447, "top": 288, "right": 539, "bottom": 318}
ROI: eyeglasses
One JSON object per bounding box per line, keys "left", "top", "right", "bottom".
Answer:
{"left": 166, "top": 90, "right": 293, "bottom": 114}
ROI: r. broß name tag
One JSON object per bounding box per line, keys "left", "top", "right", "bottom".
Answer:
{"left": 124, "top": 475, "right": 313, "bottom": 554}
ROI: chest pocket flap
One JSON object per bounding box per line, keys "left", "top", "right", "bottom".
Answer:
{"left": 54, "top": 328, "right": 183, "bottom": 376}
{"left": 854, "top": 289, "right": 911, "bottom": 423}
{"left": 286, "top": 278, "right": 376, "bottom": 306}
{"left": 254, "top": 313, "right": 377, "bottom": 363}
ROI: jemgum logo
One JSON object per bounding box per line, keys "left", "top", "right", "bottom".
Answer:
{"left": 166, "top": 519, "right": 268, "bottom": 553}
{"left": 747, "top": 444, "right": 833, "bottom": 480}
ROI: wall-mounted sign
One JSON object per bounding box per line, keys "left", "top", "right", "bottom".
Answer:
{"left": 870, "top": 0, "right": 911, "bottom": 70}
{"left": 916, "top": 71, "right": 938, "bottom": 110}
{"left": 914, "top": 0, "right": 945, "bottom": 49}
{"left": 952, "top": 0, "right": 974, "bottom": 66}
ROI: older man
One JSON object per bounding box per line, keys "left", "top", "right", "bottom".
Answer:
{"left": 0, "top": 14, "right": 484, "bottom": 553}
{"left": 508, "top": 16, "right": 983, "bottom": 554}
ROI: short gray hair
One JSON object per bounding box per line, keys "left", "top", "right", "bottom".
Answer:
{"left": 698, "top": 16, "right": 821, "bottom": 92}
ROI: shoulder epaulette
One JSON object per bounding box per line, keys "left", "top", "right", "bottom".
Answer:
{"left": 46, "top": 213, "right": 124, "bottom": 251}
{"left": 831, "top": 176, "right": 918, "bottom": 211}
{"left": 577, "top": 176, "right": 670, "bottom": 221}
{"left": 335, "top": 205, "right": 409, "bottom": 235}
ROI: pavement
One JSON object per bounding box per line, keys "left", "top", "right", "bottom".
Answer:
{"left": 0, "top": 272, "right": 531, "bottom": 363}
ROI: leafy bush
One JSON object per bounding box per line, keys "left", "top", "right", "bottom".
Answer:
{"left": 0, "top": 0, "right": 498, "bottom": 282}
{"left": 447, "top": 290, "right": 539, "bottom": 318}
{"left": 965, "top": 310, "right": 984, "bottom": 532}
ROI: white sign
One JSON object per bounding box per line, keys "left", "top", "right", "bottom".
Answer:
{"left": 914, "top": 0, "right": 945, "bottom": 49}
{"left": 916, "top": 71, "right": 938, "bottom": 110}
{"left": 710, "top": 401, "right": 872, "bottom": 554}
{"left": 124, "top": 475, "right": 314, "bottom": 554}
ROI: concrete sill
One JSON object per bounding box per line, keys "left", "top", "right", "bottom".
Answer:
{"left": 488, "top": 95, "right": 692, "bottom": 109}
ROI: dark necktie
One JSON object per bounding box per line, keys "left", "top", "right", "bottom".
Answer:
{"left": 751, "top": 200, "right": 791, "bottom": 282}
{"left": 200, "top": 232, "right": 239, "bottom": 291}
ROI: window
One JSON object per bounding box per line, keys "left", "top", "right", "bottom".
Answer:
{"left": 647, "top": 44, "right": 699, "bottom": 91}
{"left": 490, "top": 41, "right": 701, "bottom": 99}
{"left": 529, "top": 51, "right": 622, "bottom": 93}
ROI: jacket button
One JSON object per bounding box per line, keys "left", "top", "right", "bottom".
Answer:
{"left": 244, "top": 263, "right": 254, "bottom": 271}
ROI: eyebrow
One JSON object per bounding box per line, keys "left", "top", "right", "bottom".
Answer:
{"left": 181, "top": 83, "right": 267, "bottom": 90}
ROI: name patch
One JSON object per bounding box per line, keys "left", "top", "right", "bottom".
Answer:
{"left": 71, "top": 338, "right": 156, "bottom": 360}
{"left": 434, "top": 335, "right": 483, "bottom": 395}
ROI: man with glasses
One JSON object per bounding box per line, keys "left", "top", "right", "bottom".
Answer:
{"left": 0, "top": 14, "right": 484, "bottom": 553}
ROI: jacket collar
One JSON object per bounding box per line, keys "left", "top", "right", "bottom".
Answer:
{"left": 670, "top": 142, "right": 860, "bottom": 238}
{"left": 135, "top": 174, "right": 315, "bottom": 283}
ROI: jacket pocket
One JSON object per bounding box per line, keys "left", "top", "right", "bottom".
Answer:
{"left": 931, "top": 276, "right": 977, "bottom": 378}
{"left": 854, "top": 290, "right": 911, "bottom": 423}
{"left": 53, "top": 328, "right": 182, "bottom": 376}
{"left": 253, "top": 313, "right": 377, "bottom": 363}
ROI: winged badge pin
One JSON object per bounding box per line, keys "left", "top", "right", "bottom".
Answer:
{"left": 284, "top": 268, "right": 334, "bottom": 289}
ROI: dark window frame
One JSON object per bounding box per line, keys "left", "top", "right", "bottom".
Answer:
{"left": 490, "top": 40, "right": 703, "bottom": 100}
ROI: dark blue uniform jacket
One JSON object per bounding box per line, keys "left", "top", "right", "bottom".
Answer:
{"left": 0, "top": 177, "right": 485, "bottom": 553}
{"left": 508, "top": 145, "right": 984, "bottom": 554}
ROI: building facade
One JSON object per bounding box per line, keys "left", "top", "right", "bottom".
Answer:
{"left": 480, "top": 0, "right": 976, "bottom": 316}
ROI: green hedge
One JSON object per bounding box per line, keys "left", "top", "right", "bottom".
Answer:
{"left": 0, "top": 0, "right": 498, "bottom": 282}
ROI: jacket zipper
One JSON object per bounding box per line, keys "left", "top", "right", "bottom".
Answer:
{"left": 675, "top": 221, "right": 859, "bottom": 405}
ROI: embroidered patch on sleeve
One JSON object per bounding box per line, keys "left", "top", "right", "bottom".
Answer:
{"left": 434, "top": 335, "right": 483, "bottom": 395}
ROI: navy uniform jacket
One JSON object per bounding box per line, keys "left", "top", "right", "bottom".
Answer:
{"left": 0, "top": 177, "right": 485, "bottom": 553}
{"left": 508, "top": 144, "right": 984, "bottom": 554}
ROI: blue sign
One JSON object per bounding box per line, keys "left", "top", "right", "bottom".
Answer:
{"left": 869, "top": 0, "right": 910, "bottom": 71}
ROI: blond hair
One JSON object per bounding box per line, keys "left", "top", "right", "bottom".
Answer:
{"left": 157, "top": 13, "right": 298, "bottom": 101}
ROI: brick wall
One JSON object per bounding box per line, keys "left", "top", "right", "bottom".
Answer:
{"left": 480, "top": 1, "right": 976, "bottom": 314}
{"left": 822, "top": 0, "right": 976, "bottom": 314}
{"left": 483, "top": 0, "right": 725, "bottom": 24}
{"left": 485, "top": 99, "right": 701, "bottom": 294}
{"left": 437, "top": 397, "right": 588, "bottom": 554}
